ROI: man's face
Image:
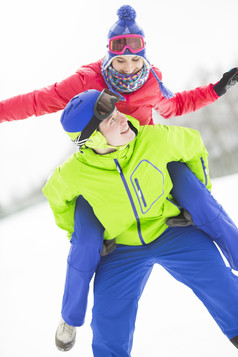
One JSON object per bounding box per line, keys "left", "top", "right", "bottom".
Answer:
{"left": 98, "top": 109, "right": 135, "bottom": 147}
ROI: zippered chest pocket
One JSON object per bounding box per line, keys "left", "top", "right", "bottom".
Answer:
{"left": 130, "top": 160, "right": 164, "bottom": 214}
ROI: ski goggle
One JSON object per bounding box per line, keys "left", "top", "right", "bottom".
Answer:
{"left": 108, "top": 34, "right": 145, "bottom": 55}
{"left": 73, "top": 89, "right": 120, "bottom": 147}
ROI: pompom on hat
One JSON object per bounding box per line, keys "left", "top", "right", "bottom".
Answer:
{"left": 101, "top": 5, "right": 173, "bottom": 100}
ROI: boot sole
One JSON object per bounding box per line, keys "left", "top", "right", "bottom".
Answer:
{"left": 55, "top": 335, "right": 76, "bottom": 352}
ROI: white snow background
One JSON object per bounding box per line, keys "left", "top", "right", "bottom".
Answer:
{"left": 0, "top": 0, "right": 238, "bottom": 356}
{"left": 0, "top": 174, "right": 238, "bottom": 357}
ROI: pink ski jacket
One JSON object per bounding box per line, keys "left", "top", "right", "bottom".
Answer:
{"left": 0, "top": 59, "right": 218, "bottom": 125}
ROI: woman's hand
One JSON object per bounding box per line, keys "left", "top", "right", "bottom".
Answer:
{"left": 213, "top": 67, "right": 238, "bottom": 96}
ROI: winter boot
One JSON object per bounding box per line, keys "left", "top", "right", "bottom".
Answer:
{"left": 230, "top": 335, "right": 238, "bottom": 348}
{"left": 55, "top": 318, "right": 76, "bottom": 351}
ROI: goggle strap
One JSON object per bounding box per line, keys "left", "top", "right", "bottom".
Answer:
{"left": 74, "top": 115, "right": 101, "bottom": 146}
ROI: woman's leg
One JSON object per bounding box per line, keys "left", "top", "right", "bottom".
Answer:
{"left": 91, "top": 245, "right": 154, "bottom": 357}
{"left": 61, "top": 196, "right": 104, "bottom": 326}
{"left": 155, "top": 226, "right": 238, "bottom": 342}
{"left": 167, "top": 161, "right": 238, "bottom": 270}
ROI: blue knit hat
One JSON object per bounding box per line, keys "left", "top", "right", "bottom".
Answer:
{"left": 102, "top": 6, "right": 149, "bottom": 71}
{"left": 101, "top": 5, "right": 173, "bottom": 100}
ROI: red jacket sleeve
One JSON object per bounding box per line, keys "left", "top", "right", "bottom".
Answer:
{"left": 154, "top": 83, "right": 219, "bottom": 119}
{"left": 0, "top": 71, "right": 87, "bottom": 123}
{"left": 151, "top": 67, "right": 219, "bottom": 119}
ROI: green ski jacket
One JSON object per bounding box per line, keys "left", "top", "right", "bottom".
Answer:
{"left": 43, "top": 117, "right": 211, "bottom": 246}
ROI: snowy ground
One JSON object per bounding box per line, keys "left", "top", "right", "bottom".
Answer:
{"left": 0, "top": 173, "right": 238, "bottom": 357}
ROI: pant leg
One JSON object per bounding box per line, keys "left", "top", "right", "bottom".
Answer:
{"left": 167, "top": 161, "right": 238, "bottom": 270}
{"left": 61, "top": 196, "right": 104, "bottom": 326}
{"left": 153, "top": 226, "right": 238, "bottom": 340}
{"left": 91, "top": 245, "right": 154, "bottom": 357}
{"left": 91, "top": 227, "right": 238, "bottom": 356}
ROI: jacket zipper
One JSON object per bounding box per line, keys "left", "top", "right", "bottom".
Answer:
{"left": 135, "top": 178, "right": 147, "bottom": 207}
{"left": 114, "top": 159, "right": 146, "bottom": 245}
{"left": 200, "top": 157, "right": 208, "bottom": 186}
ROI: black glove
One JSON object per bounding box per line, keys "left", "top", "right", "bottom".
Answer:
{"left": 166, "top": 209, "right": 193, "bottom": 227}
{"left": 213, "top": 67, "right": 238, "bottom": 96}
{"left": 101, "top": 239, "right": 117, "bottom": 256}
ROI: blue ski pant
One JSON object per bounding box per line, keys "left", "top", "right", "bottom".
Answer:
{"left": 61, "top": 162, "right": 238, "bottom": 327}
{"left": 61, "top": 195, "right": 104, "bottom": 326}
{"left": 91, "top": 226, "right": 238, "bottom": 357}
{"left": 167, "top": 162, "right": 238, "bottom": 270}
